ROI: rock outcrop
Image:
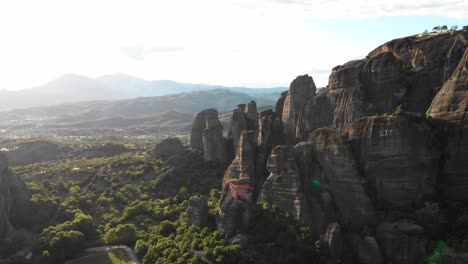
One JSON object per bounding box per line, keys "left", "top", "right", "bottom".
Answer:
{"left": 280, "top": 75, "right": 316, "bottom": 144}
{"left": 258, "top": 145, "right": 303, "bottom": 221}
{"left": 376, "top": 221, "right": 426, "bottom": 264}
{"left": 190, "top": 108, "right": 227, "bottom": 164}
{"left": 439, "top": 249, "right": 468, "bottom": 264}
{"left": 352, "top": 235, "right": 384, "bottom": 264}
{"left": 322, "top": 222, "right": 343, "bottom": 262}
{"left": 307, "top": 128, "right": 377, "bottom": 228}
{"left": 219, "top": 131, "right": 257, "bottom": 235}
{"left": 154, "top": 138, "right": 186, "bottom": 162}
{"left": 0, "top": 154, "right": 13, "bottom": 238}
{"left": 344, "top": 115, "right": 440, "bottom": 209}
{"left": 297, "top": 32, "right": 468, "bottom": 140}
{"left": 427, "top": 48, "right": 468, "bottom": 201}
{"left": 0, "top": 154, "right": 30, "bottom": 239}
{"left": 186, "top": 196, "right": 209, "bottom": 227}
{"left": 229, "top": 101, "right": 259, "bottom": 153}
{"left": 189, "top": 31, "right": 468, "bottom": 264}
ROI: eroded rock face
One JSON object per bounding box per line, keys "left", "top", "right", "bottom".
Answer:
{"left": 190, "top": 108, "right": 227, "bottom": 164}
{"left": 229, "top": 102, "right": 259, "bottom": 153}
{"left": 322, "top": 222, "right": 343, "bottom": 262}
{"left": 376, "top": 221, "right": 426, "bottom": 264}
{"left": 0, "top": 154, "right": 13, "bottom": 238}
{"left": 296, "top": 61, "right": 368, "bottom": 140}
{"left": 307, "top": 128, "right": 377, "bottom": 228}
{"left": 281, "top": 75, "right": 316, "bottom": 144}
{"left": 439, "top": 249, "right": 468, "bottom": 264}
{"left": 344, "top": 115, "right": 440, "bottom": 209}
{"left": 219, "top": 131, "right": 257, "bottom": 236}
{"left": 186, "top": 196, "right": 209, "bottom": 228}
{"left": 258, "top": 145, "right": 303, "bottom": 221}
{"left": 352, "top": 235, "right": 384, "bottom": 264}
{"left": 0, "top": 154, "right": 30, "bottom": 239}
{"left": 297, "top": 32, "right": 468, "bottom": 139}
{"left": 427, "top": 48, "right": 468, "bottom": 201}
{"left": 255, "top": 110, "right": 283, "bottom": 199}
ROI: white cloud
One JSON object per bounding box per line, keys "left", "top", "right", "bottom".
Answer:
{"left": 0, "top": 0, "right": 466, "bottom": 90}
{"left": 265, "top": 0, "right": 468, "bottom": 19}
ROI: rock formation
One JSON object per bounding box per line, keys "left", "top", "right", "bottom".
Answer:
{"left": 229, "top": 101, "right": 259, "bottom": 153}
{"left": 427, "top": 48, "right": 468, "bottom": 201}
{"left": 352, "top": 235, "right": 384, "bottom": 264}
{"left": 219, "top": 131, "right": 257, "bottom": 236}
{"left": 0, "top": 154, "right": 31, "bottom": 239}
{"left": 154, "top": 138, "right": 186, "bottom": 162}
{"left": 376, "top": 221, "right": 426, "bottom": 264}
{"left": 322, "top": 222, "right": 343, "bottom": 262}
{"left": 188, "top": 30, "right": 468, "bottom": 264}
{"left": 280, "top": 75, "right": 316, "bottom": 144}
{"left": 297, "top": 32, "right": 468, "bottom": 139}
{"left": 186, "top": 196, "right": 209, "bottom": 227}
{"left": 307, "top": 128, "right": 377, "bottom": 228}
{"left": 344, "top": 115, "right": 440, "bottom": 209}
{"left": 190, "top": 108, "right": 227, "bottom": 164}
{"left": 258, "top": 145, "right": 303, "bottom": 221}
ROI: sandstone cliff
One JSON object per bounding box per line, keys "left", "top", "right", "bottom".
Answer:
{"left": 0, "top": 154, "right": 31, "bottom": 239}
{"left": 190, "top": 108, "right": 227, "bottom": 164}
{"left": 189, "top": 31, "right": 468, "bottom": 264}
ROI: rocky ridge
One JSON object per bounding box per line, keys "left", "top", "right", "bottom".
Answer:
{"left": 191, "top": 31, "right": 468, "bottom": 263}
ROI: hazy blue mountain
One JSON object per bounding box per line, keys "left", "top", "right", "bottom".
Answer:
{"left": 0, "top": 89, "right": 276, "bottom": 127}
{"left": 0, "top": 74, "right": 286, "bottom": 110}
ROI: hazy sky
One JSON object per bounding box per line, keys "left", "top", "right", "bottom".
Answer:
{"left": 0, "top": 0, "right": 467, "bottom": 90}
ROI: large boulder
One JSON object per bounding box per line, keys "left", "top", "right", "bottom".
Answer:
{"left": 344, "top": 115, "right": 440, "bottom": 209}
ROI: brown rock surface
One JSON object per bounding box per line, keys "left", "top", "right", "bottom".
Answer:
{"left": 186, "top": 196, "right": 209, "bottom": 227}
{"left": 307, "top": 128, "right": 377, "bottom": 228}
{"left": 427, "top": 48, "right": 468, "bottom": 201}
{"left": 281, "top": 75, "right": 316, "bottom": 144}
{"left": 219, "top": 131, "right": 257, "bottom": 236}
{"left": 376, "top": 221, "right": 426, "bottom": 264}
{"left": 190, "top": 108, "right": 227, "bottom": 163}
{"left": 296, "top": 61, "right": 368, "bottom": 140}
{"left": 352, "top": 235, "right": 384, "bottom": 264}
{"left": 255, "top": 110, "right": 284, "bottom": 199}
{"left": 258, "top": 145, "right": 304, "bottom": 221}
{"left": 297, "top": 32, "right": 468, "bottom": 139}
{"left": 191, "top": 108, "right": 219, "bottom": 153}
{"left": 322, "top": 222, "right": 343, "bottom": 262}
{"left": 344, "top": 115, "right": 440, "bottom": 209}
{"left": 0, "top": 154, "right": 30, "bottom": 239}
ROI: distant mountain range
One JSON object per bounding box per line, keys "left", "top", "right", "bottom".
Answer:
{"left": 0, "top": 89, "right": 278, "bottom": 127}
{"left": 0, "top": 74, "right": 287, "bottom": 110}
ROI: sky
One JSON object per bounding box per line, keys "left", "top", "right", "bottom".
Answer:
{"left": 0, "top": 0, "right": 467, "bottom": 90}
